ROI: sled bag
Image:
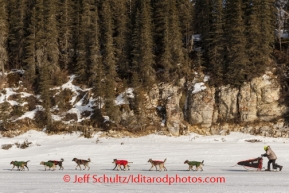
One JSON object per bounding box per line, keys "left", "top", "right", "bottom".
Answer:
{"left": 237, "top": 157, "right": 263, "bottom": 169}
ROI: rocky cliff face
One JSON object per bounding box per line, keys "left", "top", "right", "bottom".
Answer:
{"left": 142, "top": 71, "right": 288, "bottom": 137}
{"left": 1, "top": 71, "right": 289, "bottom": 138}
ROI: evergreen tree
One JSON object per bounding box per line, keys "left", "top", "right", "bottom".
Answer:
{"left": 176, "top": 0, "right": 194, "bottom": 50}
{"left": 74, "top": 0, "right": 101, "bottom": 83}
{"left": 153, "top": 0, "right": 171, "bottom": 81}
{"left": 71, "top": 0, "right": 82, "bottom": 74}
{"left": 193, "top": 0, "right": 210, "bottom": 35}
{"left": 168, "top": 1, "right": 186, "bottom": 80}
{"left": 7, "top": 0, "right": 28, "bottom": 69}
{"left": 57, "top": 0, "right": 74, "bottom": 70}
{"left": 87, "top": 0, "right": 101, "bottom": 87}
{"left": 207, "top": 0, "right": 225, "bottom": 86}
{"left": 0, "top": 0, "right": 8, "bottom": 75}
{"left": 111, "top": 0, "right": 131, "bottom": 79}
{"left": 34, "top": 0, "right": 46, "bottom": 69}
{"left": 131, "top": 0, "right": 155, "bottom": 87}
{"left": 38, "top": 64, "right": 53, "bottom": 131}
{"left": 85, "top": 0, "right": 104, "bottom": 125}
{"left": 153, "top": 0, "right": 186, "bottom": 82}
{"left": 44, "top": 0, "right": 60, "bottom": 78}
{"left": 74, "top": 0, "right": 87, "bottom": 82}
{"left": 100, "top": 0, "right": 119, "bottom": 123}
{"left": 244, "top": 0, "right": 264, "bottom": 80}
{"left": 24, "top": 3, "right": 37, "bottom": 85}
{"left": 224, "top": 0, "right": 248, "bottom": 86}
{"left": 259, "top": 0, "right": 276, "bottom": 62}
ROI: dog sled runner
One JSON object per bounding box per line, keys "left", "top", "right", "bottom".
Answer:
{"left": 237, "top": 157, "right": 263, "bottom": 171}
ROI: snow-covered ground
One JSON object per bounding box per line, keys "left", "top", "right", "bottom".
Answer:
{"left": 1, "top": 131, "right": 289, "bottom": 193}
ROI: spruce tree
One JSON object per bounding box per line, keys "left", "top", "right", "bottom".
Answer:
{"left": 100, "top": 0, "right": 119, "bottom": 123}
{"left": 153, "top": 0, "right": 187, "bottom": 82}
{"left": 259, "top": 0, "right": 276, "bottom": 63}
{"left": 244, "top": 0, "right": 263, "bottom": 80}
{"left": 168, "top": 1, "right": 186, "bottom": 80}
{"left": 131, "top": 0, "right": 155, "bottom": 87}
{"left": 34, "top": 0, "right": 46, "bottom": 70}
{"left": 193, "top": 0, "right": 210, "bottom": 35}
{"left": 58, "top": 0, "right": 74, "bottom": 70}
{"left": 153, "top": 0, "right": 172, "bottom": 81}
{"left": 7, "top": 0, "right": 27, "bottom": 69}
{"left": 87, "top": 0, "right": 105, "bottom": 123}
{"left": 87, "top": 0, "right": 101, "bottom": 87}
{"left": 224, "top": 0, "right": 248, "bottom": 86}
{"left": 0, "top": 0, "right": 8, "bottom": 75}
{"left": 24, "top": 4, "right": 37, "bottom": 85}
{"left": 38, "top": 64, "right": 53, "bottom": 131}
{"left": 44, "top": 0, "right": 60, "bottom": 77}
{"left": 207, "top": 0, "right": 225, "bottom": 86}
{"left": 176, "top": 0, "right": 194, "bottom": 50}
{"left": 74, "top": 0, "right": 102, "bottom": 83}
{"left": 111, "top": 0, "right": 131, "bottom": 79}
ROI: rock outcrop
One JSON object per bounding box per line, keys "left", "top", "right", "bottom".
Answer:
{"left": 141, "top": 71, "right": 288, "bottom": 136}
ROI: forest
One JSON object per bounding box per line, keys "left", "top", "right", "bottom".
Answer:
{"left": 0, "top": 0, "right": 289, "bottom": 133}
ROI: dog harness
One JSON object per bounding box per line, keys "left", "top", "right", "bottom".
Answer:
{"left": 187, "top": 161, "right": 202, "bottom": 167}
{"left": 115, "top": 160, "right": 128, "bottom": 165}
{"left": 43, "top": 162, "right": 54, "bottom": 167}
{"left": 12, "top": 161, "right": 25, "bottom": 167}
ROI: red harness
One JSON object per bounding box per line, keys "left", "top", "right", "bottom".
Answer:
{"left": 115, "top": 160, "right": 128, "bottom": 165}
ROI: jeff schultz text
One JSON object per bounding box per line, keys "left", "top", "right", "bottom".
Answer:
{"left": 67, "top": 174, "right": 226, "bottom": 185}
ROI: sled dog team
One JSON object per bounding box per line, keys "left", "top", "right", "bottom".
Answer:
{"left": 10, "top": 158, "right": 204, "bottom": 172}
{"left": 9, "top": 145, "right": 283, "bottom": 172}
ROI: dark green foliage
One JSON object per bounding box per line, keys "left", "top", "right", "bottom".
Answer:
{"left": 0, "top": 0, "right": 284, "bottom": 130}
{"left": 100, "top": 0, "right": 120, "bottom": 123}
{"left": 244, "top": 0, "right": 264, "bottom": 80}
{"left": 38, "top": 64, "right": 53, "bottom": 131}
{"left": 224, "top": 0, "right": 248, "bottom": 86}
{"left": 74, "top": 0, "right": 101, "bottom": 83}
{"left": 7, "top": 0, "right": 28, "bottom": 69}
{"left": 204, "top": 0, "right": 225, "bottom": 86}
{"left": 23, "top": 3, "right": 37, "bottom": 86}
{"left": 131, "top": 0, "right": 155, "bottom": 87}
{"left": 111, "top": 0, "right": 131, "bottom": 79}
{"left": 57, "top": 0, "right": 74, "bottom": 70}
{"left": 0, "top": 0, "right": 8, "bottom": 74}
{"left": 2, "top": 0, "right": 280, "bottom": 89}
{"left": 176, "top": 0, "right": 194, "bottom": 50}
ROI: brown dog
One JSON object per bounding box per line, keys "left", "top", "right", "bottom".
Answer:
{"left": 72, "top": 158, "right": 91, "bottom": 170}
{"left": 148, "top": 158, "right": 167, "bottom": 171}
{"left": 10, "top": 160, "right": 30, "bottom": 171}
{"left": 48, "top": 158, "right": 64, "bottom": 170}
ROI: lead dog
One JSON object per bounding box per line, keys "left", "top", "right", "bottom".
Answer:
{"left": 112, "top": 159, "right": 132, "bottom": 171}
{"left": 72, "top": 158, "right": 91, "bottom": 170}
{"left": 10, "top": 160, "right": 30, "bottom": 171}
{"left": 48, "top": 158, "right": 64, "bottom": 170}
{"left": 40, "top": 161, "right": 56, "bottom": 171}
{"left": 148, "top": 158, "right": 167, "bottom": 171}
{"left": 184, "top": 160, "right": 204, "bottom": 171}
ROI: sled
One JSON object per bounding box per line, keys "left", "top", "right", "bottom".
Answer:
{"left": 237, "top": 157, "right": 263, "bottom": 171}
